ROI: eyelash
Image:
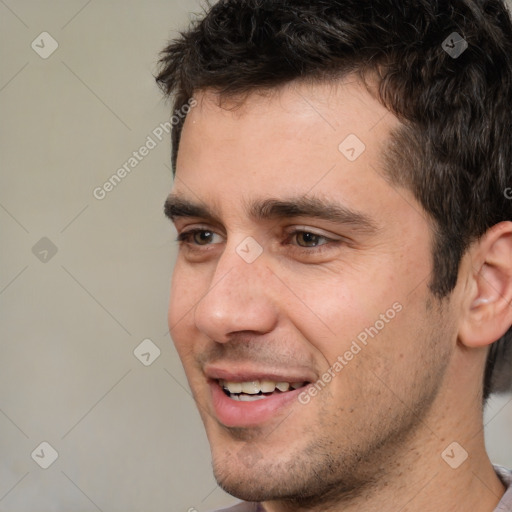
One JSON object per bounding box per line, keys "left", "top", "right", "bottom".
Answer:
{"left": 175, "top": 228, "right": 339, "bottom": 255}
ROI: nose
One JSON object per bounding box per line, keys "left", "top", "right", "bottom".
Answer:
{"left": 193, "top": 242, "right": 278, "bottom": 342}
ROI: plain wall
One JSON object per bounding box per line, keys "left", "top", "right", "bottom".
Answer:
{"left": 0, "top": 2, "right": 511, "bottom": 511}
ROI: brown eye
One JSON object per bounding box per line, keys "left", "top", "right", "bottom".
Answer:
{"left": 177, "top": 229, "right": 222, "bottom": 247}
{"left": 295, "top": 232, "right": 325, "bottom": 247}
{"left": 193, "top": 230, "right": 215, "bottom": 245}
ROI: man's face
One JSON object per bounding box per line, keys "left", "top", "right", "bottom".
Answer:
{"left": 167, "top": 80, "right": 457, "bottom": 504}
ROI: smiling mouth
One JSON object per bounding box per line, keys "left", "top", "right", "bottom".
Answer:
{"left": 219, "top": 379, "right": 309, "bottom": 401}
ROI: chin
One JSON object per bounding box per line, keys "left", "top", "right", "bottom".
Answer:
{"left": 208, "top": 437, "right": 292, "bottom": 500}
{"left": 212, "top": 455, "right": 282, "bottom": 502}
{"left": 210, "top": 441, "right": 322, "bottom": 504}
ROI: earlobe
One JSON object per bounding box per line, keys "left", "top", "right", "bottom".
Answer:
{"left": 470, "top": 296, "right": 491, "bottom": 309}
{"left": 459, "top": 222, "right": 512, "bottom": 348}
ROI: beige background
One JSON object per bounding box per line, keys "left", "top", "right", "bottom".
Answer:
{"left": 0, "top": 1, "right": 511, "bottom": 511}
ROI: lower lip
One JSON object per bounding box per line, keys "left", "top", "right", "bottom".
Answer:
{"left": 209, "top": 380, "right": 304, "bottom": 427}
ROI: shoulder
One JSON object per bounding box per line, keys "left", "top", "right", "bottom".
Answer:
{"left": 495, "top": 464, "right": 512, "bottom": 487}
{"left": 494, "top": 464, "right": 512, "bottom": 511}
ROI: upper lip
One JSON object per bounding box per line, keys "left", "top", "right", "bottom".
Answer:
{"left": 204, "top": 364, "right": 316, "bottom": 383}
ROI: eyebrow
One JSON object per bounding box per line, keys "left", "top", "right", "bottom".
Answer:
{"left": 164, "top": 195, "right": 378, "bottom": 234}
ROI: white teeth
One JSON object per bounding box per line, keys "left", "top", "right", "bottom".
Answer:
{"left": 224, "top": 381, "right": 242, "bottom": 394}
{"left": 241, "top": 381, "right": 260, "bottom": 395}
{"left": 237, "top": 394, "right": 267, "bottom": 401}
{"left": 260, "top": 380, "right": 276, "bottom": 393}
{"left": 220, "top": 379, "right": 306, "bottom": 395}
{"left": 276, "top": 382, "right": 290, "bottom": 392}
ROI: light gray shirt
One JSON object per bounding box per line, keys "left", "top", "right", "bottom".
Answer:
{"left": 213, "top": 465, "right": 512, "bottom": 511}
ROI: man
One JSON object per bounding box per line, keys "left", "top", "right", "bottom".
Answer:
{"left": 156, "top": 0, "right": 512, "bottom": 510}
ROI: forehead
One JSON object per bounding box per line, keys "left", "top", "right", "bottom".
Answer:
{"left": 184, "top": 77, "right": 395, "bottom": 134}
{"left": 173, "top": 78, "right": 402, "bottom": 219}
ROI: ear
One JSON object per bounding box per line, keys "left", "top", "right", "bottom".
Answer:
{"left": 459, "top": 221, "right": 512, "bottom": 348}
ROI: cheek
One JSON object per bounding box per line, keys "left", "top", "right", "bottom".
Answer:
{"left": 168, "top": 262, "right": 204, "bottom": 352}
{"left": 168, "top": 258, "right": 206, "bottom": 317}
{"left": 283, "top": 257, "right": 432, "bottom": 396}
{"left": 280, "top": 265, "right": 403, "bottom": 363}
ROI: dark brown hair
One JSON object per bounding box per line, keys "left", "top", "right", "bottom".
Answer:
{"left": 155, "top": 0, "right": 512, "bottom": 399}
